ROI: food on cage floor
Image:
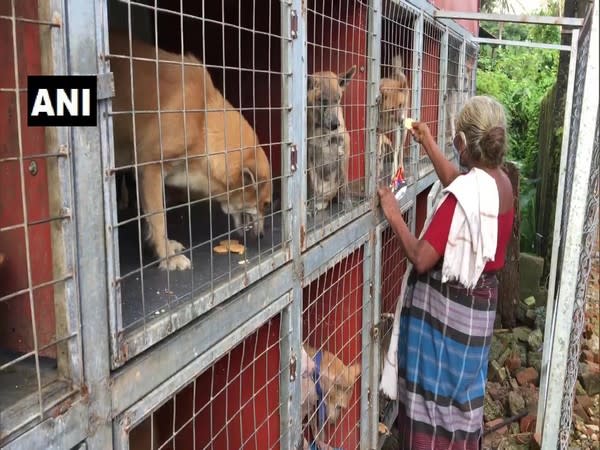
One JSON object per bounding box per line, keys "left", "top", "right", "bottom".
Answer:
{"left": 213, "top": 245, "right": 229, "bottom": 254}
{"left": 213, "top": 243, "right": 246, "bottom": 255}
{"left": 220, "top": 239, "right": 239, "bottom": 248}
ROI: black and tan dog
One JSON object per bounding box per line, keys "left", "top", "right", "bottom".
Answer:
{"left": 306, "top": 66, "right": 357, "bottom": 213}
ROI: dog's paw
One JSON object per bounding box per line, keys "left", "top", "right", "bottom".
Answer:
{"left": 158, "top": 240, "right": 191, "bottom": 271}
{"left": 159, "top": 254, "right": 191, "bottom": 271}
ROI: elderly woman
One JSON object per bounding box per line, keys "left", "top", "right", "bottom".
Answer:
{"left": 378, "top": 96, "right": 514, "bottom": 450}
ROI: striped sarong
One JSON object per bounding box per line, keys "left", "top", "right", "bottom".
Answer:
{"left": 396, "top": 268, "right": 498, "bottom": 450}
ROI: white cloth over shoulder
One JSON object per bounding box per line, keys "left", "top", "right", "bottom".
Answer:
{"left": 379, "top": 168, "right": 499, "bottom": 399}
{"left": 440, "top": 167, "right": 499, "bottom": 289}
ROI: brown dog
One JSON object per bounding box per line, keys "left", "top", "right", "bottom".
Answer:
{"left": 306, "top": 66, "right": 357, "bottom": 213}
{"left": 378, "top": 55, "right": 410, "bottom": 173}
{"left": 110, "top": 32, "right": 271, "bottom": 270}
{"left": 303, "top": 344, "right": 361, "bottom": 443}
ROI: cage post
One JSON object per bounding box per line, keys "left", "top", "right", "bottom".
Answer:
{"left": 359, "top": 231, "right": 375, "bottom": 449}
{"left": 279, "top": 0, "right": 306, "bottom": 448}
{"left": 369, "top": 226, "right": 383, "bottom": 449}
{"left": 410, "top": 11, "right": 423, "bottom": 180}
{"left": 64, "top": 0, "right": 112, "bottom": 447}
{"left": 437, "top": 26, "right": 448, "bottom": 162}
{"left": 366, "top": 0, "right": 382, "bottom": 202}
{"left": 539, "top": 2, "right": 599, "bottom": 445}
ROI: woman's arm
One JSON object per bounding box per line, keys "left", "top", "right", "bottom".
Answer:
{"left": 410, "top": 122, "right": 460, "bottom": 187}
{"left": 378, "top": 186, "right": 441, "bottom": 274}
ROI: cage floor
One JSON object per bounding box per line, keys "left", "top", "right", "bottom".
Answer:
{"left": 0, "top": 350, "right": 57, "bottom": 412}
{"left": 117, "top": 200, "right": 283, "bottom": 329}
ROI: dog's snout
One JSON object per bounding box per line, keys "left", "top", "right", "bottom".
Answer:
{"left": 330, "top": 117, "right": 339, "bottom": 130}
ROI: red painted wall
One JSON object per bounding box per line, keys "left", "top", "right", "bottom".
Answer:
{"left": 0, "top": 0, "right": 56, "bottom": 359}
{"left": 430, "top": 0, "right": 480, "bottom": 35}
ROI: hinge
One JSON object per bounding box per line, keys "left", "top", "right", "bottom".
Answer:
{"left": 290, "top": 143, "right": 298, "bottom": 172}
{"left": 289, "top": 354, "right": 297, "bottom": 381}
{"left": 290, "top": 10, "right": 298, "bottom": 39}
{"left": 97, "top": 72, "right": 115, "bottom": 100}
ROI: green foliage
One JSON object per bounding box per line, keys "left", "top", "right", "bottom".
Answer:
{"left": 476, "top": 2, "right": 561, "bottom": 252}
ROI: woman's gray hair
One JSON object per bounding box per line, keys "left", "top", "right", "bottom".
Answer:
{"left": 456, "top": 95, "right": 508, "bottom": 167}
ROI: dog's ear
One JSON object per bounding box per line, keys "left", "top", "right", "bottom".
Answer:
{"left": 339, "top": 65, "right": 357, "bottom": 88}
{"left": 242, "top": 167, "right": 257, "bottom": 188}
{"left": 347, "top": 363, "right": 361, "bottom": 384}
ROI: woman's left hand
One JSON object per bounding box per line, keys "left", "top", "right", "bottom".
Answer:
{"left": 378, "top": 186, "right": 397, "bottom": 218}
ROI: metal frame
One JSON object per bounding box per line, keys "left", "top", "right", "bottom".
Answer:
{"left": 3, "top": 0, "right": 597, "bottom": 449}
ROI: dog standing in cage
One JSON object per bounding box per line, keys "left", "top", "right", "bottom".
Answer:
{"left": 306, "top": 66, "right": 357, "bottom": 214}
{"left": 109, "top": 31, "right": 272, "bottom": 271}
{"left": 377, "top": 54, "right": 410, "bottom": 173}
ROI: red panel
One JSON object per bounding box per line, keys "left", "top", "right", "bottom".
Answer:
{"left": 0, "top": 0, "right": 56, "bottom": 358}
{"left": 381, "top": 228, "right": 408, "bottom": 315}
{"left": 420, "top": 26, "right": 441, "bottom": 149}
{"left": 147, "top": 319, "right": 281, "bottom": 450}
{"left": 430, "top": 0, "right": 480, "bottom": 35}
{"left": 303, "top": 249, "right": 364, "bottom": 449}
{"left": 307, "top": 0, "right": 368, "bottom": 182}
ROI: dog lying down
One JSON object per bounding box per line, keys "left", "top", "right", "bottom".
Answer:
{"left": 301, "top": 344, "right": 361, "bottom": 450}
{"left": 110, "top": 31, "right": 272, "bottom": 271}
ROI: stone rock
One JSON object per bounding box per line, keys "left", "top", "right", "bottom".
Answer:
{"left": 498, "top": 347, "right": 513, "bottom": 368}
{"left": 486, "top": 418, "right": 508, "bottom": 435}
{"left": 576, "top": 380, "right": 587, "bottom": 396}
{"left": 578, "top": 362, "right": 600, "bottom": 396}
{"left": 520, "top": 414, "right": 536, "bottom": 433}
{"left": 490, "top": 335, "right": 508, "bottom": 362}
{"left": 507, "top": 390, "right": 526, "bottom": 416}
{"left": 490, "top": 360, "right": 509, "bottom": 383}
{"left": 484, "top": 393, "right": 505, "bottom": 422}
{"left": 527, "top": 350, "right": 542, "bottom": 373}
{"left": 534, "top": 307, "right": 546, "bottom": 331}
{"left": 527, "top": 329, "right": 543, "bottom": 351}
{"left": 516, "top": 367, "right": 539, "bottom": 386}
{"left": 509, "top": 422, "right": 520, "bottom": 434}
{"left": 513, "top": 327, "right": 532, "bottom": 344}
{"left": 519, "top": 253, "right": 544, "bottom": 300}
{"left": 522, "top": 296, "right": 536, "bottom": 308}
{"left": 487, "top": 382, "right": 506, "bottom": 402}
{"left": 505, "top": 352, "right": 522, "bottom": 373}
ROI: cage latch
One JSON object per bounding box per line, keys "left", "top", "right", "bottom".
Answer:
{"left": 290, "top": 10, "right": 298, "bottom": 39}
{"left": 290, "top": 143, "right": 298, "bottom": 172}
{"left": 289, "top": 354, "right": 297, "bottom": 381}
{"left": 97, "top": 72, "right": 115, "bottom": 100}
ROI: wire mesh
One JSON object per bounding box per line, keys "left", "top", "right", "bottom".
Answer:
{"left": 127, "top": 317, "right": 283, "bottom": 450}
{"left": 305, "top": 0, "right": 370, "bottom": 236}
{"left": 377, "top": 1, "right": 418, "bottom": 190}
{"left": 105, "top": 0, "right": 287, "bottom": 358}
{"left": 302, "top": 247, "right": 365, "bottom": 449}
{"left": 444, "top": 33, "right": 463, "bottom": 158}
{"left": 0, "top": 0, "right": 80, "bottom": 442}
{"left": 418, "top": 18, "right": 443, "bottom": 176}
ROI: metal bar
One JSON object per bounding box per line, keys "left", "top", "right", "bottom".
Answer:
{"left": 537, "top": 28, "right": 579, "bottom": 431}
{"left": 411, "top": 11, "right": 424, "bottom": 180}
{"left": 359, "top": 237, "right": 374, "bottom": 449}
{"left": 395, "top": 0, "right": 476, "bottom": 39}
{"left": 473, "top": 37, "right": 571, "bottom": 52}
{"left": 2, "top": 401, "right": 90, "bottom": 450}
{"left": 305, "top": 203, "right": 372, "bottom": 249}
{"left": 64, "top": 0, "right": 113, "bottom": 448}
{"left": 433, "top": 11, "right": 584, "bottom": 27}
{"left": 365, "top": 0, "right": 382, "bottom": 203}
{"left": 369, "top": 226, "right": 383, "bottom": 449}
{"left": 540, "top": 5, "right": 599, "bottom": 445}
{"left": 279, "top": 0, "right": 306, "bottom": 447}
{"left": 437, "top": 26, "right": 449, "bottom": 153}
{"left": 110, "top": 263, "right": 295, "bottom": 417}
